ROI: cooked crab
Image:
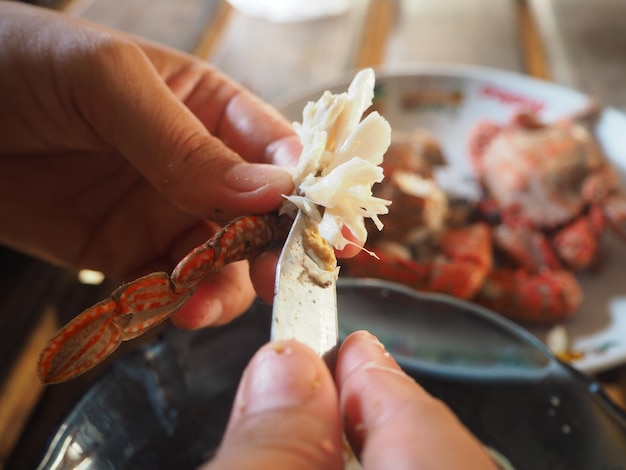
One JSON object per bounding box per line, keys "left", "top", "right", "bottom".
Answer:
{"left": 341, "top": 129, "right": 584, "bottom": 324}
{"left": 469, "top": 107, "right": 626, "bottom": 271}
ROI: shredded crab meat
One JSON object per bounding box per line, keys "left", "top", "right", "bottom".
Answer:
{"left": 285, "top": 68, "right": 392, "bottom": 250}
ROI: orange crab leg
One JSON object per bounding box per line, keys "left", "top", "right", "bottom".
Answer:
{"left": 552, "top": 216, "right": 599, "bottom": 270}
{"left": 475, "top": 268, "right": 582, "bottom": 324}
{"left": 341, "top": 223, "right": 492, "bottom": 300}
{"left": 172, "top": 215, "right": 285, "bottom": 292}
{"left": 38, "top": 213, "right": 291, "bottom": 384}
{"left": 493, "top": 224, "right": 563, "bottom": 272}
{"left": 429, "top": 223, "right": 492, "bottom": 298}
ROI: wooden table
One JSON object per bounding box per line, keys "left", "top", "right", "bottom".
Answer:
{"left": 4, "top": 0, "right": 626, "bottom": 467}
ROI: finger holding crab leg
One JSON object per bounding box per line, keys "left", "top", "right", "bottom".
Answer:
{"left": 38, "top": 213, "right": 291, "bottom": 382}
{"left": 171, "top": 214, "right": 288, "bottom": 292}
{"left": 249, "top": 251, "right": 282, "bottom": 305}
{"left": 35, "top": 66, "right": 388, "bottom": 385}
{"left": 247, "top": 224, "right": 364, "bottom": 306}
{"left": 171, "top": 261, "right": 256, "bottom": 330}
{"left": 170, "top": 213, "right": 292, "bottom": 329}
{"left": 3, "top": 8, "right": 308, "bottom": 383}
{"left": 173, "top": 216, "right": 357, "bottom": 326}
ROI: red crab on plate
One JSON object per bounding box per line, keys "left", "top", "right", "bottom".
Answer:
{"left": 469, "top": 106, "right": 626, "bottom": 273}
{"left": 340, "top": 113, "right": 626, "bottom": 325}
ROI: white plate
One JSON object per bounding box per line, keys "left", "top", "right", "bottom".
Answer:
{"left": 278, "top": 64, "right": 626, "bottom": 375}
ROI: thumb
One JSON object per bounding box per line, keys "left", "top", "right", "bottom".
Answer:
{"left": 77, "top": 39, "right": 295, "bottom": 221}
{"left": 201, "top": 341, "right": 344, "bottom": 470}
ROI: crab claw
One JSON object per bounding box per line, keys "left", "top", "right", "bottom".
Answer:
{"left": 37, "top": 298, "right": 121, "bottom": 384}
{"left": 476, "top": 268, "right": 583, "bottom": 324}
{"left": 37, "top": 272, "right": 192, "bottom": 383}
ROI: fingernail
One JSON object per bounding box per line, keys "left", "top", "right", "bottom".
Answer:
{"left": 235, "top": 342, "right": 322, "bottom": 416}
{"left": 224, "top": 163, "right": 293, "bottom": 193}
{"left": 352, "top": 332, "right": 413, "bottom": 380}
{"left": 359, "top": 331, "right": 395, "bottom": 362}
{"left": 338, "top": 331, "right": 399, "bottom": 383}
{"left": 349, "top": 330, "right": 385, "bottom": 352}
{"left": 267, "top": 136, "right": 302, "bottom": 167}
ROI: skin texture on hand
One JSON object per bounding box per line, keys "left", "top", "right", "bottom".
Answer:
{"left": 203, "top": 331, "right": 498, "bottom": 470}
{"left": 2, "top": 6, "right": 499, "bottom": 465}
{"left": 0, "top": 3, "right": 302, "bottom": 327}
{"left": 205, "top": 339, "right": 344, "bottom": 470}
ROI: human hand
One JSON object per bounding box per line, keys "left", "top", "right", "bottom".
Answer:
{"left": 0, "top": 3, "right": 301, "bottom": 328}
{"left": 202, "top": 330, "right": 498, "bottom": 469}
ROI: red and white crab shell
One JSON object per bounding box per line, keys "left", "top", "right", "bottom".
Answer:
{"left": 469, "top": 107, "right": 626, "bottom": 272}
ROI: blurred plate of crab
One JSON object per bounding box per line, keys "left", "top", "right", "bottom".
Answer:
{"left": 279, "top": 64, "right": 626, "bottom": 374}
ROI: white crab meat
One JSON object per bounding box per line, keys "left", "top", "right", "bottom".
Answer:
{"left": 285, "top": 68, "right": 392, "bottom": 250}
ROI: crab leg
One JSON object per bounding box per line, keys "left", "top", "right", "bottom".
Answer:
{"left": 341, "top": 223, "right": 493, "bottom": 300}
{"left": 476, "top": 268, "right": 583, "bottom": 324}
{"left": 38, "top": 213, "right": 291, "bottom": 384}
{"left": 172, "top": 214, "right": 286, "bottom": 292}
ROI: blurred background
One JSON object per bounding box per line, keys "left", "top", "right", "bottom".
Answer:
{"left": 2, "top": 0, "right": 626, "bottom": 468}
{"left": 14, "top": 0, "right": 626, "bottom": 107}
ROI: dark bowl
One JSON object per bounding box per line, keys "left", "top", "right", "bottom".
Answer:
{"left": 37, "top": 279, "right": 626, "bottom": 470}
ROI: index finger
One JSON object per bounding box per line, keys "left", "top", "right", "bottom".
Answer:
{"left": 336, "top": 331, "right": 498, "bottom": 470}
{"left": 73, "top": 28, "right": 298, "bottom": 221}
{"left": 139, "top": 40, "right": 302, "bottom": 167}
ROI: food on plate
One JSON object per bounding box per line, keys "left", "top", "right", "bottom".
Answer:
{"left": 37, "top": 68, "right": 391, "bottom": 383}
{"left": 285, "top": 67, "right": 391, "bottom": 252}
{"left": 342, "top": 107, "right": 626, "bottom": 325}
{"left": 342, "top": 132, "right": 581, "bottom": 324}
{"left": 469, "top": 107, "right": 626, "bottom": 271}
{"left": 343, "top": 132, "right": 494, "bottom": 301}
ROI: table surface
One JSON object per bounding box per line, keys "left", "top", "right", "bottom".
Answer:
{"left": 4, "top": 0, "right": 626, "bottom": 468}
